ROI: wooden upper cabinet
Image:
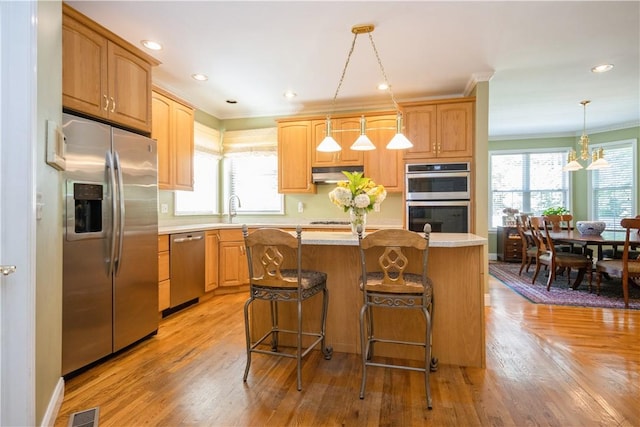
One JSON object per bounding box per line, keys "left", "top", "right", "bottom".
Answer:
{"left": 62, "top": 4, "right": 158, "bottom": 133}
{"left": 402, "top": 99, "right": 474, "bottom": 161}
{"left": 311, "top": 118, "right": 364, "bottom": 167}
{"left": 62, "top": 13, "right": 108, "bottom": 120}
{"left": 278, "top": 120, "right": 315, "bottom": 194}
{"left": 437, "top": 101, "right": 474, "bottom": 159}
{"left": 364, "top": 114, "right": 404, "bottom": 193}
{"left": 152, "top": 89, "right": 194, "bottom": 191}
{"left": 107, "top": 43, "right": 153, "bottom": 132}
{"left": 403, "top": 104, "right": 437, "bottom": 159}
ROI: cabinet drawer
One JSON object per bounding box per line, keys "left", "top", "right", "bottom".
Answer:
{"left": 219, "top": 228, "right": 246, "bottom": 242}
{"left": 158, "top": 279, "right": 170, "bottom": 311}
{"left": 158, "top": 235, "right": 169, "bottom": 252}
{"left": 158, "top": 251, "right": 170, "bottom": 281}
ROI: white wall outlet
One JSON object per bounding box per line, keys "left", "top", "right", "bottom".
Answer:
{"left": 160, "top": 203, "right": 169, "bottom": 214}
{"left": 297, "top": 201, "right": 304, "bottom": 213}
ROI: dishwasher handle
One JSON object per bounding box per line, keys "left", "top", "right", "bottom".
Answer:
{"left": 173, "top": 235, "right": 204, "bottom": 243}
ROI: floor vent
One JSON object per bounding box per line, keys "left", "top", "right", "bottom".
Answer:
{"left": 68, "top": 407, "right": 99, "bottom": 427}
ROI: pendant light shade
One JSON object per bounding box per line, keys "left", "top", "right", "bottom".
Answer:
{"left": 316, "top": 119, "right": 341, "bottom": 152}
{"left": 350, "top": 116, "right": 376, "bottom": 151}
{"left": 386, "top": 114, "right": 414, "bottom": 150}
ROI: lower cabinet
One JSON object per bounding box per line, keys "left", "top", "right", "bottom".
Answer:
{"left": 205, "top": 231, "right": 219, "bottom": 292}
{"left": 158, "top": 235, "right": 170, "bottom": 311}
{"left": 497, "top": 226, "right": 522, "bottom": 262}
{"left": 218, "top": 229, "right": 250, "bottom": 287}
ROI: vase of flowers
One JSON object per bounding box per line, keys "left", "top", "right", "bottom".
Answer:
{"left": 328, "top": 171, "right": 386, "bottom": 234}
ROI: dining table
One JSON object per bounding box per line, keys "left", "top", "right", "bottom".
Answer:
{"left": 525, "top": 228, "right": 640, "bottom": 290}
{"left": 546, "top": 229, "right": 640, "bottom": 261}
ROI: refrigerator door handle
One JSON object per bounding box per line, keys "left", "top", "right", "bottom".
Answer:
{"left": 114, "top": 151, "right": 126, "bottom": 275}
{"left": 106, "top": 151, "right": 118, "bottom": 277}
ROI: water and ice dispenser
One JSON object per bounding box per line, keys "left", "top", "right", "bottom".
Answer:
{"left": 66, "top": 181, "right": 105, "bottom": 240}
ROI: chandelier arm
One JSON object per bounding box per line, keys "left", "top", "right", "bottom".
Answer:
{"left": 330, "top": 32, "right": 359, "bottom": 115}
{"left": 367, "top": 32, "right": 399, "bottom": 112}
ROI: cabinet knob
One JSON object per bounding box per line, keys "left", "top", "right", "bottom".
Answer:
{"left": 110, "top": 97, "right": 116, "bottom": 113}
{"left": 103, "top": 95, "right": 109, "bottom": 111}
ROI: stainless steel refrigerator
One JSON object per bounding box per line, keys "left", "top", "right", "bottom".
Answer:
{"left": 62, "top": 113, "right": 158, "bottom": 376}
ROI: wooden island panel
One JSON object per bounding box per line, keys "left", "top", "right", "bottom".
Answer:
{"left": 249, "top": 234, "right": 486, "bottom": 368}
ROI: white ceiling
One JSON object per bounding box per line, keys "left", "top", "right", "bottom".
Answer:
{"left": 67, "top": 1, "right": 640, "bottom": 139}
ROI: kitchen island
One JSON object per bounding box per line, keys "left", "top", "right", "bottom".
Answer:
{"left": 249, "top": 230, "right": 487, "bottom": 368}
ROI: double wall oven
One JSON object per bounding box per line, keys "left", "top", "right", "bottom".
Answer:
{"left": 405, "top": 162, "right": 471, "bottom": 233}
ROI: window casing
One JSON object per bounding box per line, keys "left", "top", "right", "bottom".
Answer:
{"left": 588, "top": 139, "right": 637, "bottom": 229}
{"left": 489, "top": 149, "right": 571, "bottom": 228}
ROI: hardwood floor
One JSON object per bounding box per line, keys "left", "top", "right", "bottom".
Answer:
{"left": 54, "top": 276, "right": 640, "bottom": 426}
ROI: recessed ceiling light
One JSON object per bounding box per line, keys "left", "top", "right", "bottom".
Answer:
{"left": 591, "top": 64, "right": 614, "bottom": 73}
{"left": 377, "top": 83, "right": 389, "bottom": 91}
{"left": 226, "top": 99, "right": 238, "bottom": 104}
{"left": 141, "top": 40, "right": 162, "bottom": 51}
{"left": 283, "top": 90, "right": 297, "bottom": 99}
{"left": 191, "top": 73, "right": 208, "bottom": 81}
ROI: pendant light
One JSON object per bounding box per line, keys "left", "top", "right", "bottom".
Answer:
{"left": 563, "top": 100, "right": 610, "bottom": 172}
{"left": 317, "top": 24, "right": 413, "bottom": 153}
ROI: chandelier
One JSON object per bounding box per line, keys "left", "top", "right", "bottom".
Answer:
{"left": 563, "top": 100, "right": 610, "bottom": 171}
{"left": 316, "top": 24, "right": 413, "bottom": 153}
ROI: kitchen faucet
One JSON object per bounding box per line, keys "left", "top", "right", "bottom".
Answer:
{"left": 227, "top": 194, "right": 241, "bottom": 223}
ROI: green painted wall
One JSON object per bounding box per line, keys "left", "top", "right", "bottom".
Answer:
{"left": 486, "top": 126, "right": 640, "bottom": 255}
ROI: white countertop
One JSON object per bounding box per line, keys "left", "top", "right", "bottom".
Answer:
{"left": 299, "top": 231, "right": 487, "bottom": 247}
{"left": 158, "top": 223, "right": 486, "bottom": 248}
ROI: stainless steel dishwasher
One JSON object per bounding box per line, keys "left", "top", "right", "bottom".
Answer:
{"left": 170, "top": 231, "right": 205, "bottom": 308}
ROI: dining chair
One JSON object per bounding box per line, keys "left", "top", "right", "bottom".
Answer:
{"left": 356, "top": 224, "right": 435, "bottom": 409}
{"left": 544, "top": 214, "right": 578, "bottom": 253}
{"left": 530, "top": 216, "right": 592, "bottom": 291}
{"left": 241, "top": 225, "right": 333, "bottom": 391}
{"left": 515, "top": 214, "right": 537, "bottom": 276}
{"left": 594, "top": 216, "right": 640, "bottom": 308}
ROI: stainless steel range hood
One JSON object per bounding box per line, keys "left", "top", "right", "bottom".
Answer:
{"left": 312, "top": 165, "right": 364, "bottom": 184}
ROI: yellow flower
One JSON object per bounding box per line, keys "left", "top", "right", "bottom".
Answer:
{"left": 327, "top": 171, "right": 386, "bottom": 213}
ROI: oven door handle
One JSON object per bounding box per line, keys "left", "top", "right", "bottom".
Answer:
{"left": 407, "top": 200, "right": 471, "bottom": 207}
{"left": 406, "top": 171, "right": 470, "bottom": 179}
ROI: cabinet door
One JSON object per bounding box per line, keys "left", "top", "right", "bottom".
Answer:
{"left": 403, "top": 104, "right": 437, "bottom": 160}
{"left": 437, "top": 102, "right": 474, "bottom": 159}
{"left": 219, "top": 241, "right": 248, "bottom": 287}
{"left": 205, "top": 232, "right": 219, "bottom": 292}
{"left": 311, "top": 118, "right": 364, "bottom": 166}
{"left": 62, "top": 14, "right": 108, "bottom": 119}
{"left": 107, "top": 42, "right": 152, "bottom": 133}
{"left": 152, "top": 92, "right": 172, "bottom": 189}
{"left": 278, "top": 121, "right": 315, "bottom": 193}
{"left": 172, "top": 102, "right": 195, "bottom": 191}
{"left": 364, "top": 115, "right": 403, "bottom": 193}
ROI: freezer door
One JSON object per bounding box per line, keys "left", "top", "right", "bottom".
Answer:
{"left": 61, "top": 114, "right": 113, "bottom": 375}
{"left": 112, "top": 127, "right": 159, "bottom": 351}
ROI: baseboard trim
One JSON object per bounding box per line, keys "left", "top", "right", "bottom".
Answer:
{"left": 40, "top": 377, "right": 64, "bottom": 427}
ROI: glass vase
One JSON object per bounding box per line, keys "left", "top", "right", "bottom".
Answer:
{"left": 349, "top": 208, "right": 367, "bottom": 235}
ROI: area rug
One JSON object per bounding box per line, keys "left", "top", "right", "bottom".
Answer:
{"left": 489, "top": 261, "right": 640, "bottom": 310}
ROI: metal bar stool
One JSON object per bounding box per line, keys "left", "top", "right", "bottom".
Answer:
{"left": 356, "top": 223, "right": 435, "bottom": 409}
{"left": 242, "top": 225, "right": 332, "bottom": 391}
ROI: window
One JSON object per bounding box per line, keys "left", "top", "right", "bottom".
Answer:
{"left": 490, "top": 150, "right": 570, "bottom": 228}
{"left": 223, "top": 128, "right": 283, "bottom": 214}
{"left": 588, "top": 139, "right": 637, "bottom": 229}
{"left": 175, "top": 123, "right": 221, "bottom": 215}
